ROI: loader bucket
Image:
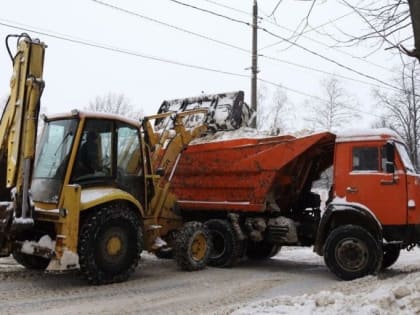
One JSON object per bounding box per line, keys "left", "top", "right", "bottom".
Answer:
{"left": 155, "top": 91, "right": 253, "bottom": 132}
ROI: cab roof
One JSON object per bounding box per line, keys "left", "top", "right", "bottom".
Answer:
{"left": 336, "top": 128, "right": 403, "bottom": 143}
{"left": 44, "top": 110, "right": 141, "bottom": 127}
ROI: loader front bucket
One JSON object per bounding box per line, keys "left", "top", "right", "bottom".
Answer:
{"left": 155, "top": 91, "right": 253, "bottom": 133}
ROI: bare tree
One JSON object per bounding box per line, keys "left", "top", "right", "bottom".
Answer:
{"left": 258, "top": 86, "right": 290, "bottom": 134}
{"left": 256, "top": 84, "right": 268, "bottom": 130}
{"left": 334, "top": 1, "right": 420, "bottom": 61}
{"left": 373, "top": 58, "right": 420, "bottom": 167}
{"left": 86, "top": 93, "right": 143, "bottom": 120}
{"left": 304, "top": 75, "right": 359, "bottom": 132}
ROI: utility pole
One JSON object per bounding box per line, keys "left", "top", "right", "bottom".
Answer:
{"left": 250, "top": 0, "right": 258, "bottom": 128}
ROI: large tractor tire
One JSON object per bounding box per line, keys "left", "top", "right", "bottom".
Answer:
{"left": 381, "top": 244, "right": 401, "bottom": 270}
{"left": 78, "top": 204, "right": 143, "bottom": 285}
{"left": 205, "top": 219, "right": 243, "bottom": 268}
{"left": 324, "top": 225, "right": 382, "bottom": 281}
{"left": 246, "top": 241, "right": 281, "bottom": 260}
{"left": 174, "top": 221, "right": 212, "bottom": 271}
{"left": 12, "top": 251, "right": 50, "bottom": 270}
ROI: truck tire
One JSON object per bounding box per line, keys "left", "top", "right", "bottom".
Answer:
{"left": 205, "top": 219, "right": 243, "bottom": 267}
{"left": 78, "top": 204, "right": 143, "bottom": 285}
{"left": 324, "top": 225, "right": 382, "bottom": 281}
{"left": 12, "top": 251, "right": 50, "bottom": 270}
{"left": 246, "top": 241, "right": 281, "bottom": 260}
{"left": 381, "top": 244, "right": 400, "bottom": 270}
{"left": 174, "top": 221, "right": 212, "bottom": 271}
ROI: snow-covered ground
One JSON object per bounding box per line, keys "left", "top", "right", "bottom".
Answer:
{"left": 1, "top": 247, "right": 420, "bottom": 314}
{"left": 228, "top": 248, "right": 420, "bottom": 315}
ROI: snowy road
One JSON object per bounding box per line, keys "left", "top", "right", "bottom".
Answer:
{"left": 0, "top": 247, "right": 419, "bottom": 314}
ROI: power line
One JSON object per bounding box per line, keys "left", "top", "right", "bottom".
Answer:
{"left": 0, "top": 20, "right": 250, "bottom": 79}
{"left": 89, "top": 1, "right": 393, "bottom": 91}
{"left": 259, "top": 12, "right": 396, "bottom": 75}
{"left": 194, "top": 0, "right": 396, "bottom": 76}
{"left": 88, "top": 0, "right": 250, "bottom": 54}
{"left": 261, "top": 54, "right": 387, "bottom": 89}
{"left": 259, "top": 26, "right": 404, "bottom": 93}
{"left": 259, "top": 11, "right": 354, "bottom": 50}
{"left": 166, "top": 0, "right": 251, "bottom": 27}
{"left": 198, "top": 0, "right": 254, "bottom": 17}
{"left": 0, "top": 19, "right": 398, "bottom": 116}
{"left": 169, "top": 0, "right": 399, "bottom": 86}
{"left": 259, "top": 78, "right": 383, "bottom": 119}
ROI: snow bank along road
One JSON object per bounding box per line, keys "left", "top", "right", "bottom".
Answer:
{"left": 0, "top": 247, "right": 419, "bottom": 314}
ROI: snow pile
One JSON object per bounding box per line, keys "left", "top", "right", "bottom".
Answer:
{"left": 21, "top": 235, "right": 55, "bottom": 255}
{"left": 230, "top": 269, "right": 420, "bottom": 315}
{"left": 156, "top": 91, "right": 252, "bottom": 132}
{"left": 191, "top": 127, "right": 279, "bottom": 144}
{"left": 47, "top": 249, "right": 79, "bottom": 271}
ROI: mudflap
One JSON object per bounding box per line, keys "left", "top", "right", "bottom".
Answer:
{"left": 155, "top": 91, "right": 253, "bottom": 132}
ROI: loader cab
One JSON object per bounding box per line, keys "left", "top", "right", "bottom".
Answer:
{"left": 333, "top": 129, "right": 420, "bottom": 240}
{"left": 31, "top": 111, "right": 148, "bottom": 207}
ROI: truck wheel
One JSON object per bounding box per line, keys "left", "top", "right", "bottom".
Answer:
{"left": 324, "top": 225, "right": 382, "bottom": 281}
{"left": 205, "top": 219, "right": 243, "bottom": 267}
{"left": 78, "top": 204, "right": 143, "bottom": 285}
{"left": 246, "top": 241, "right": 281, "bottom": 260}
{"left": 174, "top": 221, "right": 211, "bottom": 271}
{"left": 12, "top": 251, "right": 50, "bottom": 270}
{"left": 381, "top": 244, "right": 400, "bottom": 270}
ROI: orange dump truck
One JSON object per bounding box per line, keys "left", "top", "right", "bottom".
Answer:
{"left": 167, "top": 128, "right": 420, "bottom": 280}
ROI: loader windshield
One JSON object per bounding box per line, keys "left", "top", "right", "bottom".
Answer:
{"left": 32, "top": 119, "right": 78, "bottom": 203}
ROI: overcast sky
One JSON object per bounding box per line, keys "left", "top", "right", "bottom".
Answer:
{"left": 0, "top": 0, "right": 412, "bottom": 131}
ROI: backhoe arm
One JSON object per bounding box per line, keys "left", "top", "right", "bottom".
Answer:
{"left": 0, "top": 34, "right": 46, "bottom": 248}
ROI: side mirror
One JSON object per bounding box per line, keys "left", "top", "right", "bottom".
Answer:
{"left": 383, "top": 142, "right": 395, "bottom": 173}
{"left": 385, "top": 142, "right": 395, "bottom": 163}
{"left": 385, "top": 161, "right": 395, "bottom": 173}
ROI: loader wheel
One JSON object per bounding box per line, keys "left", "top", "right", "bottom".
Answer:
{"left": 174, "top": 221, "right": 211, "bottom": 271}
{"left": 78, "top": 204, "right": 143, "bottom": 285}
{"left": 324, "top": 225, "right": 382, "bottom": 281}
{"left": 205, "top": 219, "right": 243, "bottom": 267}
{"left": 246, "top": 241, "right": 281, "bottom": 260}
{"left": 381, "top": 244, "right": 400, "bottom": 270}
{"left": 12, "top": 252, "right": 50, "bottom": 270}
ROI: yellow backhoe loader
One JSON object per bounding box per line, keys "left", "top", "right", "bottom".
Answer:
{"left": 0, "top": 34, "right": 212, "bottom": 284}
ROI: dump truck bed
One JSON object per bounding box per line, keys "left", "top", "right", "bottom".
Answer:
{"left": 172, "top": 131, "right": 336, "bottom": 213}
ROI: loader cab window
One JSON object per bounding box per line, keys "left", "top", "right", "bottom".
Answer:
{"left": 32, "top": 118, "right": 78, "bottom": 203}
{"left": 72, "top": 119, "right": 113, "bottom": 182}
{"left": 352, "top": 147, "right": 379, "bottom": 171}
{"left": 116, "top": 123, "right": 145, "bottom": 204}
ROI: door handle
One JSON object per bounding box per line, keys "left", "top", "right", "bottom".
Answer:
{"left": 346, "top": 187, "right": 358, "bottom": 193}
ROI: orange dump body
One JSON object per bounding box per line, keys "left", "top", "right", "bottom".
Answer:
{"left": 172, "top": 132, "right": 336, "bottom": 213}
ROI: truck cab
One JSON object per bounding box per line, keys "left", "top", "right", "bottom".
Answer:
{"left": 317, "top": 128, "right": 420, "bottom": 280}
{"left": 333, "top": 129, "right": 420, "bottom": 241}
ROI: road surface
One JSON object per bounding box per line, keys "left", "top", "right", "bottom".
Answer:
{"left": 0, "top": 247, "right": 338, "bottom": 315}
